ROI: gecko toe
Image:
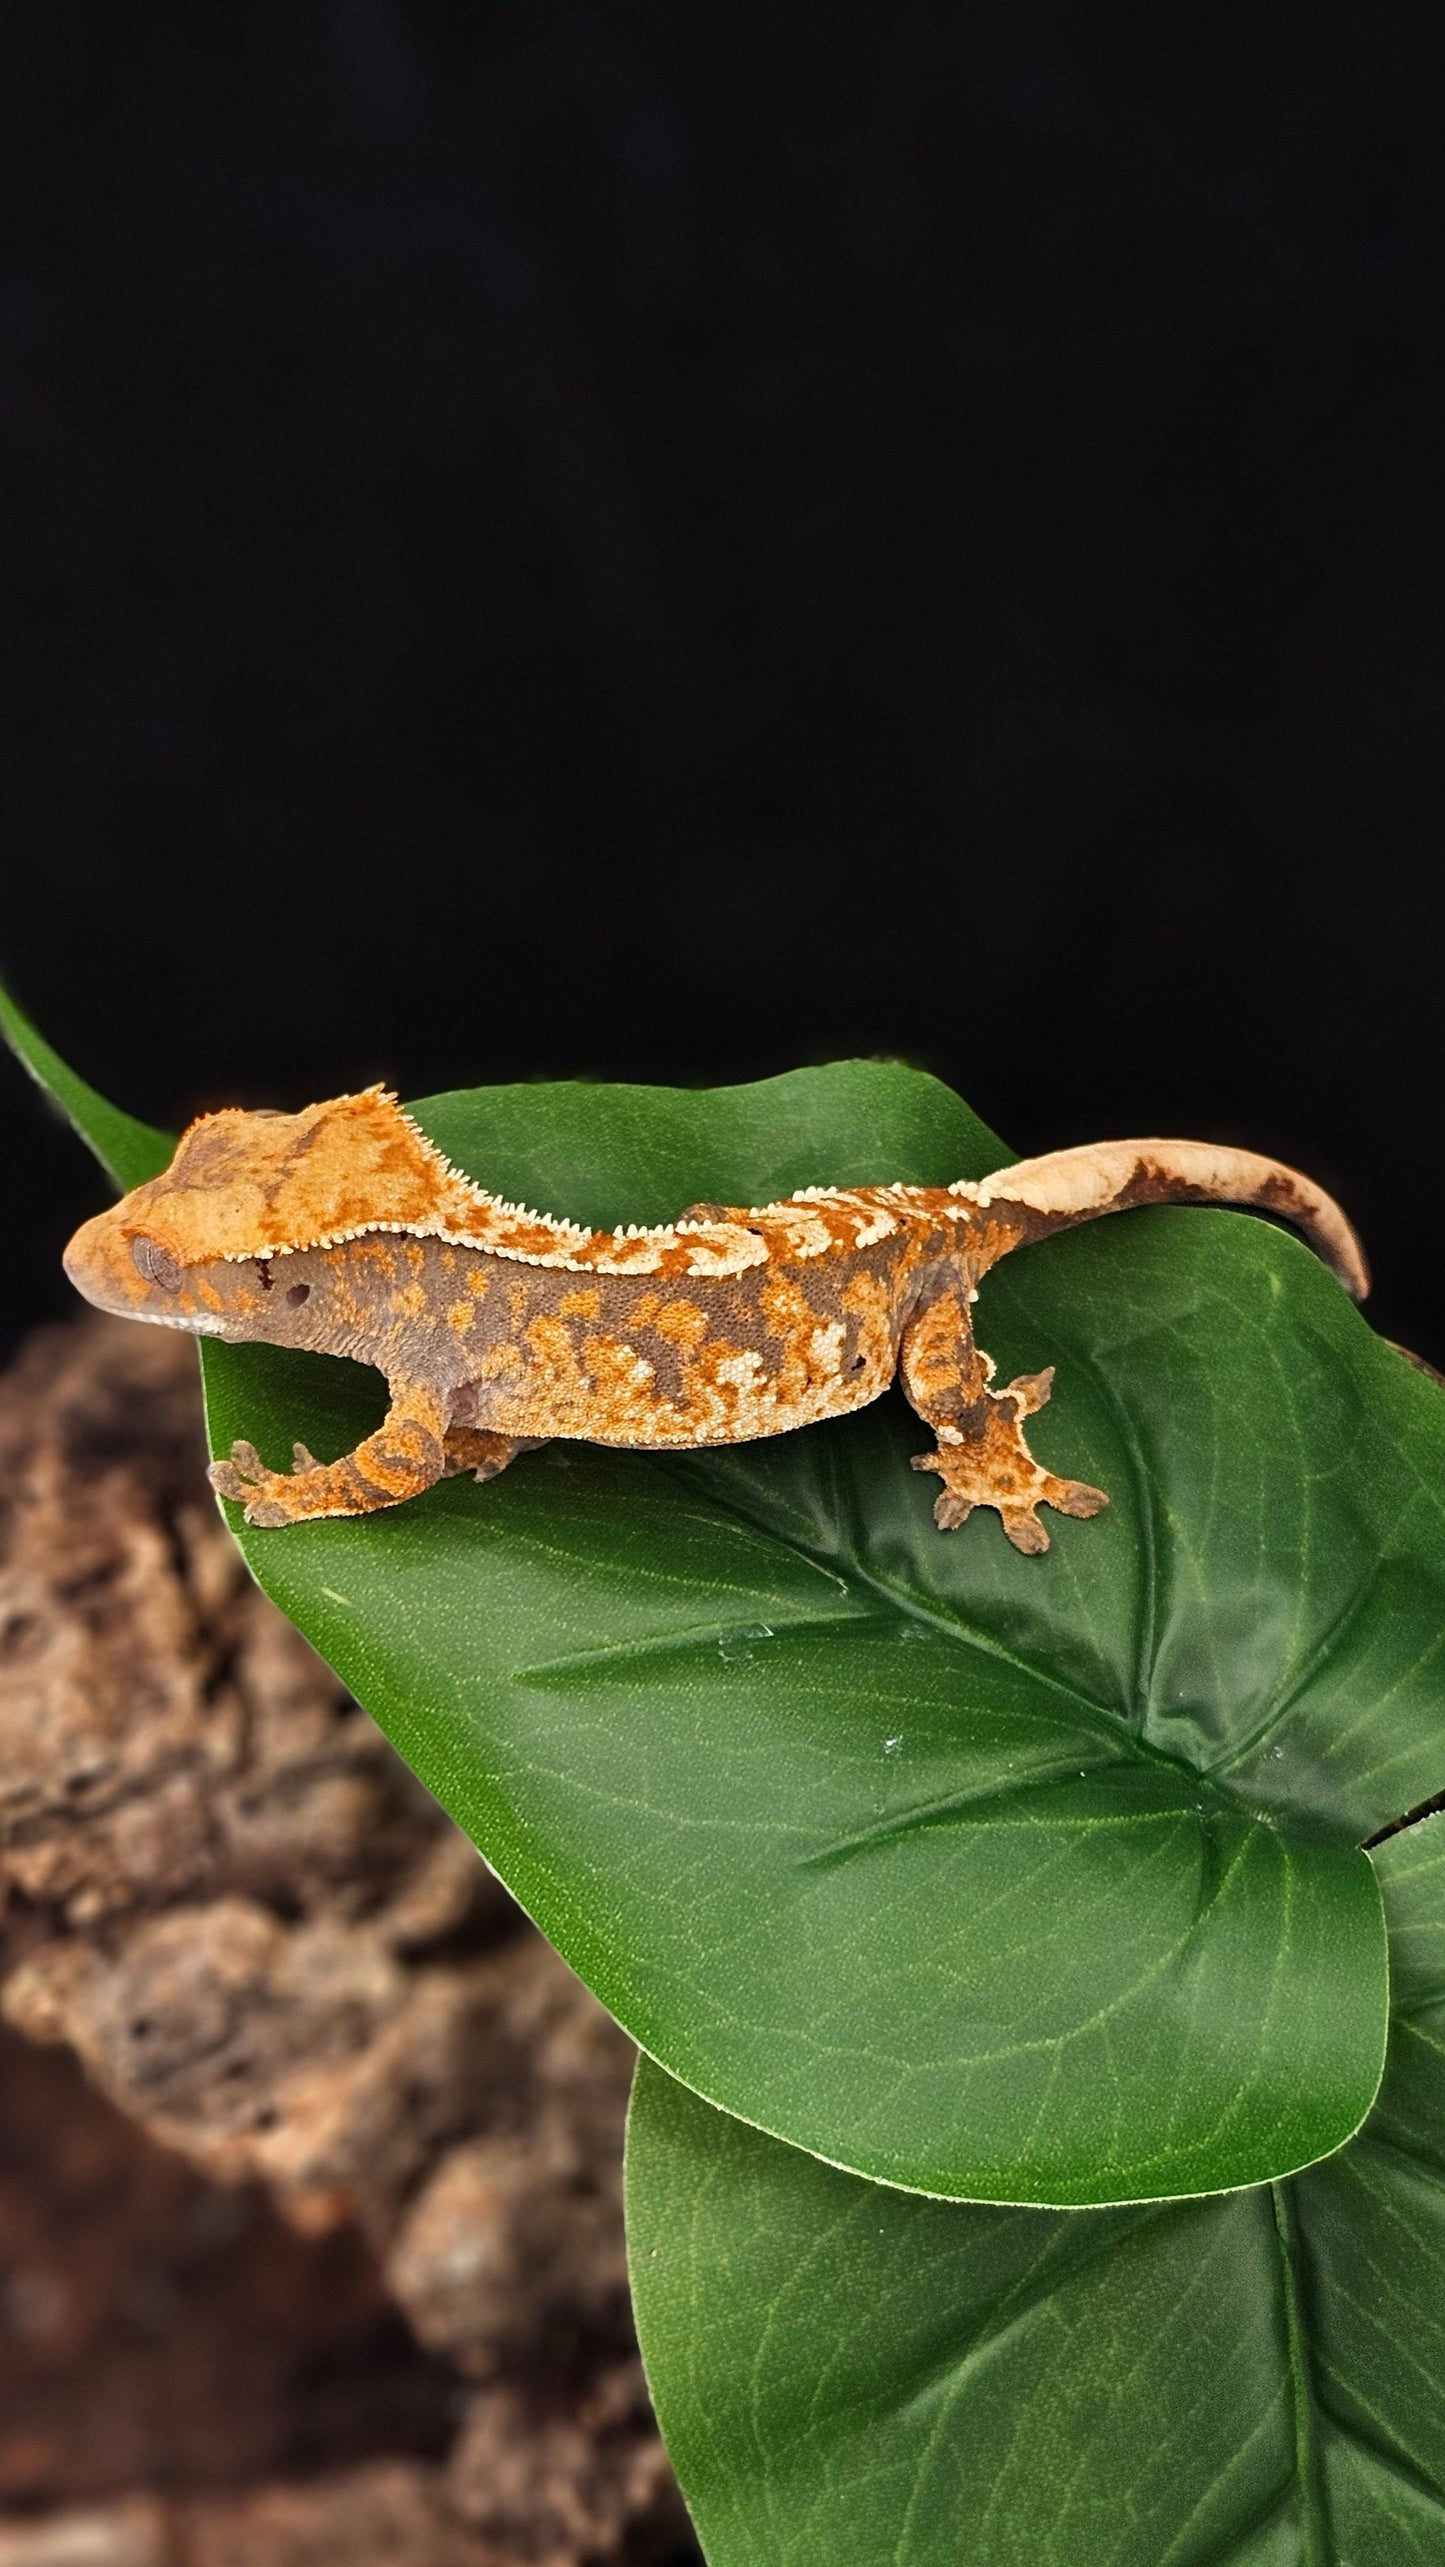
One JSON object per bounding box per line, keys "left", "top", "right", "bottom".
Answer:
{"left": 1001, "top": 1507, "right": 1051, "bottom": 1555}
{"left": 1004, "top": 1367, "right": 1055, "bottom": 1417}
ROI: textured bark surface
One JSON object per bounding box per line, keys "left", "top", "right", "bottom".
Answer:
{"left": 0, "top": 1319, "right": 694, "bottom": 2566}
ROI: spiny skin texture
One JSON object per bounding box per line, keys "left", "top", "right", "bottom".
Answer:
{"left": 63, "top": 1089, "right": 1370, "bottom": 1552}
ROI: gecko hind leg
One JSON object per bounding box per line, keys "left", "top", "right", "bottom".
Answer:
{"left": 899, "top": 1291, "right": 1108, "bottom": 1554}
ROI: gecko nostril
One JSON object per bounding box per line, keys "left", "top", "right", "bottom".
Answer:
{"left": 131, "top": 1234, "right": 183, "bottom": 1291}
{"left": 286, "top": 1283, "right": 311, "bottom": 1307}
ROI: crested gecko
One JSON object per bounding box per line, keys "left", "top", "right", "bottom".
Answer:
{"left": 62, "top": 1090, "right": 1368, "bottom": 1553}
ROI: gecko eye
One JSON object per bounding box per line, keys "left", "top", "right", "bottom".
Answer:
{"left": 286, "top": 1282, "right": 311, "bottom": 1307}
{"left": 131, "top": 1235, "right": 183, "bottom": 1292}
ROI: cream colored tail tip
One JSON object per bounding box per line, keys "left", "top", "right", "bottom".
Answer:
{"left": 978, "top": 1138, "right": 1370, "bottom": 1302}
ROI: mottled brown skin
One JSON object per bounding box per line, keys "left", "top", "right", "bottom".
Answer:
{"left": 62, "top": 1091, "right": 1370, "bottom": 1553}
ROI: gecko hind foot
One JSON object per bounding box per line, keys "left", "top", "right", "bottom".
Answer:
{"left": 912, "top": 1446, "right": 1109, "bottom": 1552}
{"left": 910, "top": 1367, "right": 1108, "bottom": 1554}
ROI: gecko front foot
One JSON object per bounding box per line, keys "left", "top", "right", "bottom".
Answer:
{"left": 208, "top": 1440, "right": 320, "bottom": 1528}
{"left": 910, "top": 1370, "right": 1108, "bottom": 1554}
{"left": 209, "top": 1394, "right": 449, "bottom": 1526}
{"left": 441, "top": 1427, "right": 546, "bottom": 1483}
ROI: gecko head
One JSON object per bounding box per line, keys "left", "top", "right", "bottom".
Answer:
{"left": 62, "top": 1086, "right": 470, "bottom": 1335}
{"left": 61, "top": 1109, "right": 304, "bottom": 1336}
{"left": 62, "top": 1206, "right": 305, "bottom": 1340}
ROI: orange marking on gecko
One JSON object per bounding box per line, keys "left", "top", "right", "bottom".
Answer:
{"left": 651, "top": 1298, "right": 708, "bottom": 1351}
{"left": 61, "top": 1090, "right": 1370, "bottom": 1546}
{"left": 557, "top": 1288, "right": 605, "bottom": 1320}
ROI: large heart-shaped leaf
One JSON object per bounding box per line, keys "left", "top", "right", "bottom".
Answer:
{"left": 8, "top": 986, "right": 1442, "bottom": 2202}
{"left": 627, "top": 1815, "right": 1445, "bottom": 2567}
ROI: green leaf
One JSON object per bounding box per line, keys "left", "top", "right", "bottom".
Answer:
{"left": 0, "top": 979, "right": 172, "bottom": 1190}
{"left": 8, "top": 986, "right": 1440, "bottom": 2203}
{"left": 626, "top": 1815, "right": 1445, "bottom": 2567}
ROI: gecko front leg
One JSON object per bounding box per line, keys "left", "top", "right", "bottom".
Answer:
{"left": 899, "top": 1289, "right": 1108, "bottom": 1553}
{"left": 439, "top": 1379, "right": 546, "bottom": 1484}
{"left": 209, "top": 1381, "right": 451, "bottom": 1526}
{"left": 441, "top": 1425, "right": 547, "bottom": 1482}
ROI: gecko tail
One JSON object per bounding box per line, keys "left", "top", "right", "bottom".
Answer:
{"left": 970, "top": 1138, "right": 1370, "bottom": 1300}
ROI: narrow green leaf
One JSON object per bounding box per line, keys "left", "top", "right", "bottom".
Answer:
{"left": 626, "top": 1815, "right": 1445, "bottom": 2567}
{"left": 5, "top": 991, "right": 1430, "bottom": 2203}
{"left": 0, "top": 978, "right": 172, "bottom": 1189}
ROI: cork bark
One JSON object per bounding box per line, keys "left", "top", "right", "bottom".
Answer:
{"left": 0, "top": 1318, "right": 692, "bottom": 2567}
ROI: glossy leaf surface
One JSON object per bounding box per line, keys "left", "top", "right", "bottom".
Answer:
{"left": 9, "top": 986, "right": 1444, "bottom": 2201}
{"left": 0, "top": 979, "right": 171, "bottom": 1190}
{"left": 627, "top": 1817, "right": 1445, "bottom": 2567}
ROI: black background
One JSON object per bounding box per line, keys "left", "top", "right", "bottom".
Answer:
{"left": 2, "top": 4, "right": 1441, "bottom": 1365}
